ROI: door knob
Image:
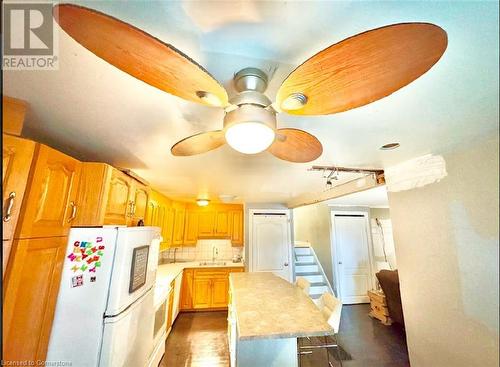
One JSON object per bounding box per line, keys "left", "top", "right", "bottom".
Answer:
{"left": 284, "top": 262, "right": 289, "bottom": 267}
{"left": 338, "top": 261, "right": 343, "bottom": 265}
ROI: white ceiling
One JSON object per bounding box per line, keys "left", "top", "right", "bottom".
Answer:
{"left": 326, "top": 185, "right": 389, "bottom": 208}
{"left": 4, "top": 1, "right": 499, "bottom": 204}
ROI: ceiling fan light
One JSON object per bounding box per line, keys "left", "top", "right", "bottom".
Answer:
{"left": 225, "top": 122, "right": 275, "bottom": 154}
{"left": 196, "top": 198, "right": 210, "bottom": 207}
{"left": 196, "top": 91, "right": 222, "bottom": 107}
{"left": 281, "top": 93, "right": 308, "bottom": 111}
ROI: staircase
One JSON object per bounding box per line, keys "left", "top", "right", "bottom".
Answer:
{"left": 294, "top": 242, "right": 334, "bottom": 300}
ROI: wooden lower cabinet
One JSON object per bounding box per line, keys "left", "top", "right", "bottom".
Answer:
{"left": 211, "top": 276, "right": 230, "bottom": 308}
{"left": 180, "top": 267, "right": 244, "bottom": 311}
{"left": 193, "top": 277, "right": 212, "bottom": 309}
{"left": 166, "top": 281, "right": 175, "bottom": 331}
{"left": 180, "top": 269, "right": 194, "bottom": 310}
{"left": 3, "top": 236, "right": 67, "bottom": 362}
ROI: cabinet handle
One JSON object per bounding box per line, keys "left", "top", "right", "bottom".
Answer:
{"left": 68, "top": 201, "right": 77, "bottom": 223}
{"left": 128, "top": 201, "right": 134, "bottom": 217}
{"left": 3, "top": 192, "right": 16, "bottom": 222}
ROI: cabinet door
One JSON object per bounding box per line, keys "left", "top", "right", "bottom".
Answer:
{"left": 103, "top": 170, "right": 132, "bottom": 225}
{"left": 211, "top": 276, "right": 229, "bottom": 308}
{"left": 2, "top": 135, "right": 36, "bottom": 242}
{"left": 163, "top": 207, "right": 175, "bottom": 248}
{"left": 17, "top": 145, "right": 81, "bottom": 239}
{"left": 3, "top": 237, "right": 67, "bottom": 362}
{"left": 230, "top": 210, "right": 244, "bottom": 246}
{"left": 131, "top": 183, "right": 149, "bottom": 225}
{"left": 172, "top": 206, "right": 185, "bottom": 246}
{"left": 197, "top": 210, "right": 215, "bottom": 237}
{"left": 192, "top": 277, "right": 211, "bottom": 309}
{"left": 166, "top": 285, "right": 175, "bottom": 330}
{"left": 215, "top": 210, "right": 230, "bottom": 237}
{"left": 180, "top": 269, "right": 193, "bottom": 310}
{"left": 183, "top": 209, "right": 198, "bottom": 246}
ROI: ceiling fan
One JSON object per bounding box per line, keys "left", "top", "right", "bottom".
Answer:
{"left": 53, "top": 4, "right": 448, "bottom": 163}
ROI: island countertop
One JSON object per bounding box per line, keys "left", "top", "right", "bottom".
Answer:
{"left": 229, "top": 272, "right": 334, "bottom": 340}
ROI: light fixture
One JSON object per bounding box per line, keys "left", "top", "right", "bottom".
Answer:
{"left": 281, "top": 93, "right": 308, "bottom": 111}
{"left": 223, "top": 104, "right": 277, "bottom": 155}
{"left": 196, "top": 91, "right": 222, "bottom": 107}
{"left": 380, "top": 142, "right": 400, "bottom": 150}
{"left": 225, "top": 122, "right": 275, "bottom": 154}
{"left": 196, "top": 199, "right": 210, "bottom": 207}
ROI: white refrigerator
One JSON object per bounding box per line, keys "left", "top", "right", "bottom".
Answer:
{"left": 47, "top": 226, "right": 161, "bottom": 367}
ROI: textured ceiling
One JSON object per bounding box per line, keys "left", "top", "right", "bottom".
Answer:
{"left": 3, "top": 0, "right": 499, "bottom": 204}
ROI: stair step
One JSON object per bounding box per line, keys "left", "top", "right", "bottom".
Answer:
{"left": 294, "top": 247, "right": 312, "bottom": 256}
{"left": 310, "top": 293, "right": 322, "bottom": 299}
{"left": 310, "top": 285, "right": 329, "bottom": 295}
{"left": 310, "top": 282, "right": 327, "bottom": 287}
{"left": 295, "top": 261, "right": 316, "bottom": 266}
{"left": 295, "top": 255, "right": 314, "bottom": 263}
{"left": 295, "top": 264, "right": 319, "bottom": 273}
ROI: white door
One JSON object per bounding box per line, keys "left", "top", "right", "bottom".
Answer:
{"left": 332, "top": 214, "right": 374, "bottom": 304}
{"left": 250, "top": 212, "right": 292, "bottom": 281}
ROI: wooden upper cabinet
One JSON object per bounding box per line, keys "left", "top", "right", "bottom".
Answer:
{"left": 16, "top": 144, "right": 81, "bottom": 239}
{"left": 172, "top": 203, "right": 186, "bottom": 246}
{"left": 3, "top": 96, "right": 27, "bottom": 137}
{"left": 75, "top": 163, "right": 150, "bottom": 227}
{"left": 198, "top": 209, "right": 215, "bottom": 237}
{"left": 163, "top": 207, "right": 175, "bottom": 248}
{"left": 215, "top": 210, "right": 231, "bottom": 237}
{"left": 104, "top": 169, "right": 133, "bottom": 225}
{"left": 2, "top": 135, "right": 36, "bottom": 241}
{"left": 3, "top": 236, "right": 67, "bottom": 362}
{"left": 183, "top": 208, "right": 199, "bottom": 246}
{"left": 230, "top": 210, "right": 244, "bottom": 246}
{"left": 130, "top": 181, "right": 150, "bottom": 226}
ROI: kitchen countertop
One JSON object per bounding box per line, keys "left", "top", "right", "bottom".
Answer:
{"left": 229, "top": 272, "right": 334, "bottom": 341}
{"left": 155, "top": 261, "right": 245, "bottom": 293}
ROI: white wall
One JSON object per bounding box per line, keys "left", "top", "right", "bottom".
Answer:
{"left": 388, "top": 134, "right": 499, "bottom": 366}
{"left": 370, "top": 208, "right": 397, "bottom": 270}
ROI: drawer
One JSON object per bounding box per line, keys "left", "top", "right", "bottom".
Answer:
{"left": 194, "top": 268, "right": 228, "bottom": 278}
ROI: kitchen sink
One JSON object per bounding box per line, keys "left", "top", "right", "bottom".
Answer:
{"left": 198, "top": 261, "right": 227, "bottom": 266}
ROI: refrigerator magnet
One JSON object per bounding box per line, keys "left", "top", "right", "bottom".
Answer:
{"left": 71, "top": 275, "right": 84, "bottom": 288}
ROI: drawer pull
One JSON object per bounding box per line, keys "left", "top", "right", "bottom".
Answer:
{"left": 3, "top": 192, "right": 16, "bottom": 222}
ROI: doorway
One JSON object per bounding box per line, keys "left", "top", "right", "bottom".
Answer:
{"left": 248, "top": 210, "right": 293, "bottom": 282}
{"left": 331, "top": 211, "right": 375, "bottom": 304}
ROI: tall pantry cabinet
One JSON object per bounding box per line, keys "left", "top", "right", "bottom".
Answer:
{"left": 2, "top": 97, "right": 82, "bottom": 363}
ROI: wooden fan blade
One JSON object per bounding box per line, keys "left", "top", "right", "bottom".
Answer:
{"left": 268, "top": 129, "right": 322, "bottom": 163}
{"left": 277, "top": 23, "right": 447, "bottom": 115}
{"left": 171, "top": 130, "right": 225, "bottom": 156}
{"left": 54, "top": 4, "right": 228, "bottom": 107}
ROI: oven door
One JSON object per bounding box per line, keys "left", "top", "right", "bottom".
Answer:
{"left": 152, "top": 286, "right": 169, "bottom": 347}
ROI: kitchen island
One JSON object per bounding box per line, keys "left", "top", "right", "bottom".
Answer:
{"left": 228, "top": 272, "right": 334, "bottom": 367}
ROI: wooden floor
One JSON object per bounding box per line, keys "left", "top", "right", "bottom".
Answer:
{"left": 160, "top": 304, "right": 409, "bottom": 367}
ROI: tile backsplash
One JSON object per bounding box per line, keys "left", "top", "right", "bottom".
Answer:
{"left": 160, "top": 239, "right": 243, "bottom": 262}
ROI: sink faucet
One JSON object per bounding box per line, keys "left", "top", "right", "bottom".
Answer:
{"left": 212, "top": 246, "right": 218, "bottom": 262}
{"left": 173, "top": 247, "right": 179, "bottom": 263}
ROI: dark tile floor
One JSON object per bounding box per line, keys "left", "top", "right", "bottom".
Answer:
{"left": 160, "top": 304, "right": 409, "bottom": 367}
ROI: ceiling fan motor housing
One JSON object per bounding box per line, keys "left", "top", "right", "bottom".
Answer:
{"left": 234, "top": 67, "right": 268, "bottom": 93}
{"left": 223, "top": 104, "right": 276, "bottom": 131}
